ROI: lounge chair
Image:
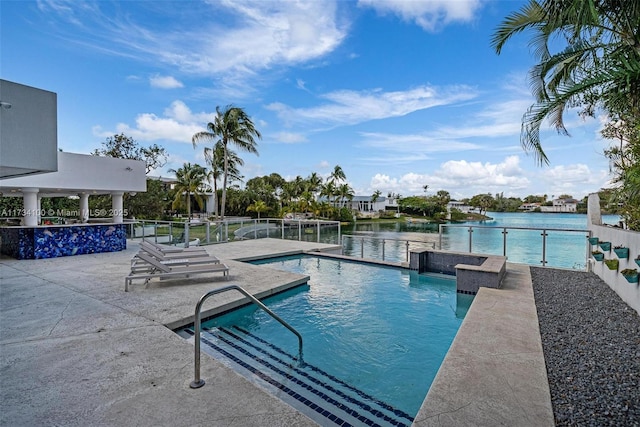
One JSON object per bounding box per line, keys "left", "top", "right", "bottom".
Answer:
{"left": 138, "top": 241, "right": 213, "bottom": 261}
{"left": 141, "top": 239, "right": 207, "bottom": 254}
{"left": 130, "top": 247, "right": 220, "bottom": 275}
{"left": 125, "top": 251, "right": 230, "bottom": 292}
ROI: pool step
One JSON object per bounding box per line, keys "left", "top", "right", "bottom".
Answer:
{"left": 184, "top": 326, "right": 413, "bottom": 427}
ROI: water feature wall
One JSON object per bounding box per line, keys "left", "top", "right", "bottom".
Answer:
{"left": 587, "top": 193, "right": 640, "bottom": 314}
{"left": 409, "top": 249, "right": 506, "bottom": 294}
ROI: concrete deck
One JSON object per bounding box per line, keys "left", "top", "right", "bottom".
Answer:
{"left": 0, "top": 238, "right": 553, "bottom": 426}
{"left": 414, "top": 264, "right": 554, "bottom": 426}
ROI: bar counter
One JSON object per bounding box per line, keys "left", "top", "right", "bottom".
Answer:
{"left": 0, "top": 223, "right": 126, "bottom": 259}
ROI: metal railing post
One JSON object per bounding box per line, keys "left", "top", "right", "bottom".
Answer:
{"left": 361, "top": 237, "right": 364, "bottom": 258}
{"left": 586, "top": 233, "right": 592, "bottom": 272}
{"left": 541, "top": 229, "right": 548, "bottom": 266}
{"left": 317, "top": 220, "right": 320, "bottom": 243}
{"left": 502, "top": 228, "right": 508, "bottom": 257}
{"left": 468, "top": 226, "right": 473, "bottom": 253}
{"left": 298, "top": 220, "right": 302, "bottom": 241}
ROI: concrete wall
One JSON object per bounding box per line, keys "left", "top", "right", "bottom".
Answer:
{"left": 0, "top": 151, "right": 146, "bottom": 194}
{"left": 410, "top": 249, "right": 484, "bottom": 275}
{"left": 0, "top": 80, "right": 58, "bottom": 178}
{"left": 587, "top": 193, "right": 640, "bottom": 315}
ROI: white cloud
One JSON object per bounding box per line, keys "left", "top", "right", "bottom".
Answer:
{"left": 39, "top": 0, "right": 348, "bottom": 95}
{"left": 93, "top": 100, "right": 213, "bottom": 143}
{"left": 266, "top": 84, "right": 478, "bottom": 127}
{"left": 149, "top": 75, "right": 184, "bottom": 89}
{"left": 368, "top": 156, "right": 530, "bottom": 197}
{"left": 359, "top": 132, "right": 480, "bottom": 158}
{"left": 358, "top": 0, "right": 483, "bottom": 32}
{"left": 272, "top": 132, "right": 308, "bottom": 144}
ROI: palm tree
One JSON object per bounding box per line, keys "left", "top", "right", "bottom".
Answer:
{"left": 193, "top": 105, "right": 261, "bottom": 220}
{"left": 492, "top": 0, "right": 640, "bottom": 165}
{"left": 246, "top": 200, "right": 269, "bottom": 219}
{"left": 168, "top": 163, "right": 208, "bottom": 219}
{"left": 337, "top": 183, "right": 354, "bottom": 209}
{"left": 203, "top": 141, "right": 245, "bottom": 219}
{"left": 321, "top": 180, "right": 338, "bottom": 207}
{"left": 371, "top": 189, "right": 382, "bottom": 212}
{"left": 330, "top": 165, "right": 346, "bottom": 184}
{"left": 305, "top": 172, "right": 323, "bottom": 200}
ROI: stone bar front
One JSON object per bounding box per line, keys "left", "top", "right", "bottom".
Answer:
{"left": 0, "top": 223, "right": 126, "bottom": 259}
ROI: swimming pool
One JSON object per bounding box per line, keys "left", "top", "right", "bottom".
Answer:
{"left": 181, "top": 255, "right": 473, "bottom": 426}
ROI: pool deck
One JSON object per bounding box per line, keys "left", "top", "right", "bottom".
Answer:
{"left": 0, "top": 238, "right": 553, "bottom": 426}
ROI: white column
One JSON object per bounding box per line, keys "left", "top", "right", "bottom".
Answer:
{"left": 22, "top": 188, "right": 39, "bottom": 227}
{"left": 37, "top": 195, "right": 42, "bottom": 224}
{"left": 111, "top": 192, "right": 124, "bottom": 224}
{"left": 207, "top": 194, "right": 215, "bottom": 216}
{"left": 79, "top": 193, "right": 90, "bottom": 223}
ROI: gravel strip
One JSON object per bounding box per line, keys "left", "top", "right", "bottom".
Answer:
{"left": 530, "top": 267, "right": 640, "bottom": 426}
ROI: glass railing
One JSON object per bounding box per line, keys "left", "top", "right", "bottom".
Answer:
{"left": 126, "top": 218, "right": 342, "bottom": 246}
{"left": 438, "top": 224, "right": 592, "bottom": 270}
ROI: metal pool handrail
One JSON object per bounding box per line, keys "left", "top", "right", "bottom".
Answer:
{"left": 190, "top": 284, "right": 304, "bottom": 389}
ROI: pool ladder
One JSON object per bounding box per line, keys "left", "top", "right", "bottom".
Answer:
{"left": 190, "top": 284, "right": 304, "bottom": 389}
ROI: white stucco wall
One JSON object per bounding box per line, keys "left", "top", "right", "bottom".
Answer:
{"left": 587, "top": 193, "right": 640, "bottom": 315}
{"left": 0, "top": 151, "right": 146, "bottom": 194}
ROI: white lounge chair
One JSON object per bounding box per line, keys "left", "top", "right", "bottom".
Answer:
{"left": 130, "top": 247, "right": 220, "bottom": 276}
{"left": 138, "top": 241, "right": 214, "bottom": 261}
{"left": 141, "top": 239, "right": 207, "bottom": 254}
{"left": 125, "top": 251, "right": 229, "bottom": 292}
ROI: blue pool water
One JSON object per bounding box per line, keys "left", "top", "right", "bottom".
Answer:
{"left": 200, "top": 255, "right": 474, "bottom": 419}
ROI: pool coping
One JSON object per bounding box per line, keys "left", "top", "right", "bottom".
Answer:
{"left": 412, "top": 263, "right": 554, "bottom": 426}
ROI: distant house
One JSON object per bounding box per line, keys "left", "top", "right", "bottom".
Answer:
{"left": 319, "top": 195, "right": 397, "bottom": 214}
{"left": 447, "top": 200, "right": 472, "bottom": 213}
{"left": 518, "top": 202, "right": 541, "bottom": 212}
{"left": 540, "top": 198, "right": 579, "bottom": 213}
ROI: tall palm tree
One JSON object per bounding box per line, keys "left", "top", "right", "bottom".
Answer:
{"left": 492, "top": 0, "right": 640, "bottom": 165}
{"left": 330, "top": 165, "right": 346, "bottom": 184}
{"left": 193, "top": 105, "right": 261, "bottom": 220}
{"left": 168, "top": 163, "right": 208, "bottom": 219}
{"left": 321, "top": 180, "right": 337, "bottom": 206}
{"left": 306, "top": 172, "right": 323, "bottom": 200}
{"left": 203, "top": 141, "right": 245, "bottom": 219}
{"left": 337, "top": 183, "right": 354, "bottom": 209}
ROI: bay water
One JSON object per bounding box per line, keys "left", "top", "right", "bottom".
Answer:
{"left": 341, "top": 212, "right": 621, "bottom": 269}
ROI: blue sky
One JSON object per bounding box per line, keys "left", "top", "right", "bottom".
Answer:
{"left": 2, "top": 0, "right": 613, "bottom": 200}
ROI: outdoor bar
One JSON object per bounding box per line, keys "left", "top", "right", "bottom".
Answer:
{"left": 0, "top": 151, "right": 145, "bottom": 259}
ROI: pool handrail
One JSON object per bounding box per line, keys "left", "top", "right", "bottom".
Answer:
{"left": 190, "top": 284, "right": 304, "bottom": 389}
